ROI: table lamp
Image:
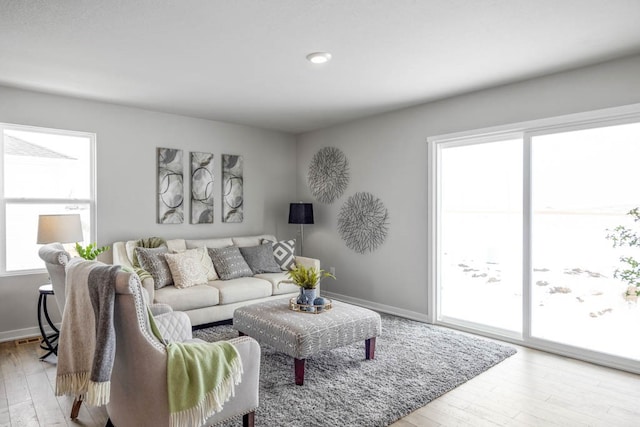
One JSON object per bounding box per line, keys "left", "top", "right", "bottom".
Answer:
{"left": 37, "top": 214, "right": 83, "bottom": 247}
{"left": 288, "top": 202, "right": 314, "bottom": 256}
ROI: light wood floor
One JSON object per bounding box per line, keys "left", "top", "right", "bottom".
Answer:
{"left": 1, "top": 337, "right": 638, "bottom": 427}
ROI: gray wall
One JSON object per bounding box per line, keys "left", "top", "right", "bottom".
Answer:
{"left": 0, "top": 86, "right": 296, "bottom": 340}
{"left": 3, "top": 54, "right": 640, "bottom": 339}
{"left": 296, "top": 54, "right": 640, "bottom": 321}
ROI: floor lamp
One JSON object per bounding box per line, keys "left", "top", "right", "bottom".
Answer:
{"left": 288, "top": 203, "right": 314, "bottom": 257}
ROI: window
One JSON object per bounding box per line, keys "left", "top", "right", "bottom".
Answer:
{"left": 429, "top": 104, "right": 640, "bottom": 373}
{"left": 1, "top": 123, "right": 95, "bottom": 274}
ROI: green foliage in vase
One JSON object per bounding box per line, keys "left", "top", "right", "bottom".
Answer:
{"left": 606, "top": 207, "right": 640, "bottom": 302}
{"left": 285, "top": 264, "right": 336, "bottom": 289}
{"left": 75, "top": 242, "right": 110, "bottom": 261}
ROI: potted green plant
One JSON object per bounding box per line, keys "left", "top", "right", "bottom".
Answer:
{"left": 75, "top": 242, "right": 110, "bottom": 261}
{"left": 285, "top": 265, "right": 335, "bottom": 308}
{"left": 606, "top": 207, "right": 640, "bottom": 302}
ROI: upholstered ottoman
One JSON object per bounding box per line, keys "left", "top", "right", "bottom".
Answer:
{"left": 233, "top": 298, "right": 382, "bottom": 385}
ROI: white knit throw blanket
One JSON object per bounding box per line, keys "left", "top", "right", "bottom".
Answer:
{"left": 55, "top": 258, "right": 118, "bottom": 406}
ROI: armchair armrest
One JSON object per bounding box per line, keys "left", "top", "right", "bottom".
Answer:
{"left": 154, "top": 311, "right": 192, "bottom": 343}
{"left": 149, "top": 303, "right": 173, "bottom": 316}
{"left": 205, "top": 336, "right": 261, "bottom": 425}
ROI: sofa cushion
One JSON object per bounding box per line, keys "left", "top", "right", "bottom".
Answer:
{"left": 186, "top": 238, "right": 233, "bottom": 250}
{"left": 208, "top": 246, "right": 253, "bottom": 280}
{"left": 164, "top": 250, "right": 209, "bottom": 289}
{"left": 135, "top": 246, "right": 173, "bottom": 289}
{"left": 239, "top": 243, "right": 282, "bottom": 274}
{"left": 210, "top": 277, "right": 273, "bottom": 304}
{"left": 264, "top": 239, "right": 296, "bottom": 271}
{"left": 232, "top": 234, "right": 277, "bottom": 248}
{"left": 254, "top": 272, "right": 299, "bottom": 295}
{"left": 154, "top": 284, "right": 220, "bottom": 311}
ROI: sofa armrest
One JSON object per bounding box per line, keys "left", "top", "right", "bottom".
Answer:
{"left": 153, "top": 311, "right": 192, "bottom": 343}
{"left": 295, "top": 255, "right": 320, "bottom": 270}
{"left": 112, "top": 241, "right": 133, "bottom": 268}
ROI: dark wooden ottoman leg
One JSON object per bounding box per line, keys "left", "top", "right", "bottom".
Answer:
{"left": 243, "top": 411, "right": 255, "bottom": 427}
{"left": 294, "top": 358, "right": 305, "bottom": 385}
{"left": 365, "top": 337, "right": 376, "bottom": 360}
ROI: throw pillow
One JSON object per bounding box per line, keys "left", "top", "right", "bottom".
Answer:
{"left": 164, "top": 250, "right": 209, "bottom": 289}
{"left": 263, "top": 239, "right": 296, "bottom": 271}
{"left": 172, "top": 246, "right": 218, "bottom": 281}
{"left": 208, "top": 246, "right": 254, "bottom": 280}
{"left": 239, "top": 243, "right": 282, "bottom": 274}
{"left": 134, "top": 246, "right": 173, "bottom": 289}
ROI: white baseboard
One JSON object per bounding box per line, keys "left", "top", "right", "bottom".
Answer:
{"left": 0, "top": 324, "right": 59, "bottom": 344}
{"left": 322, "top": 291, "right": 430, "bottom": 323}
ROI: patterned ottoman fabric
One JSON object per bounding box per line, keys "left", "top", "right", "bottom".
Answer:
{"left": 233, "top": 298, "right": 381, "bottom": 359}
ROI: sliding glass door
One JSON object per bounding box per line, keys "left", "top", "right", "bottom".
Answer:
{"left": 433, "top": 112, "right": 640, "bottom": 371}
{"left": 439, "top": 138, "right": 522, "bottom": 335}
{"left": 531, "top": 123, "right": 640, "bottom": 361}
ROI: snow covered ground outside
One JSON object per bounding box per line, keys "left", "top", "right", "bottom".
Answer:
{"left": 440, "top": 212, "right": 640, "bottom": 362}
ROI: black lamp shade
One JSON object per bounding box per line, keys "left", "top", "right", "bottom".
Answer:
{"left": 288, "top": 203, "right": 314, "bottom": 225}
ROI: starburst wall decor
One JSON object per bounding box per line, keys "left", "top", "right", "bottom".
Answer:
{"left": 338, "top": 192, "right": 389, "bottom": 253}
{"left": 308, "top": 146, "right": 350, "bottom": 204}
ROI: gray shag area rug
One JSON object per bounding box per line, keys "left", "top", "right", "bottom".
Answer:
{"left": 194, "top": 313, "right": 516, "bottom": 427}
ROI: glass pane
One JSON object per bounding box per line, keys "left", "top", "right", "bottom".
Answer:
{"left": 532, "top": 122, "right": 640, "bottom": 361}
{"left": 5, "top": 203, "right": 90, "bottom": 272}
{"left": 440, "top": 139, "right": 523, "bottom": 333}
{"left": 3, "top": 129, "right": 91, "bottom": 199}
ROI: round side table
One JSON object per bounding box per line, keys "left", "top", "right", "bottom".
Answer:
{"left": 37, "top": 284, "right": 59, "bottom": 360}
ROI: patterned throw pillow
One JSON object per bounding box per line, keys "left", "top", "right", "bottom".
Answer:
{"left": 134, "top": 246, "right": 173, "bottom": 289}
{"left": 172, "top": 246, "right": 218, "bottom": 281}
{"left": 164, "top": 250, "right": 209, "bottom": 289}
{"left": 239, "top": 243, "right": 282, "bottom": 274}
{"left": 263, "top": 239, "right": 296, "bottom": 271}
{"left": 197, "top": 246, "right": 219, "bottom": 281}
{"left": 207, "top": 247, "right": 254, "bottom": 280}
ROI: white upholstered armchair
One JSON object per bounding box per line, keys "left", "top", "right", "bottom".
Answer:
{"left": 38, "top": 243, "right": 71, "bottom": 314}
{"left": 40, "top": 245, "right": 260, "bottom": 426}
{"left": 107, "top": 268, "right": 261, "bottom": 427}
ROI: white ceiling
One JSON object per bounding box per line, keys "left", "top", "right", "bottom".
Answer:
{"left": 2, "top": 1, "right": 640, "bottom": 134}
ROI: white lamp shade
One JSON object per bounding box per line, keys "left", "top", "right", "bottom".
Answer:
{"left": 37, "top": 214, "right": 84, "bottom": 244}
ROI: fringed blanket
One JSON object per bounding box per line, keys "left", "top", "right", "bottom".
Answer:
{"left": 166, "top": 341, "right": 242, "bottom": 427}
{"left": 56, "top": 258, "right": 120, "bottom": 406}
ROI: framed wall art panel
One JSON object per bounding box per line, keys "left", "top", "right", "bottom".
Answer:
{"left": 222, "top": 154, "right": 243, "bottom": 223}
{"left": 190, "top": 151, "right": 214, "bottom": 224}
{"left": 157, "top": 147, "right": 184, "bottom": 224}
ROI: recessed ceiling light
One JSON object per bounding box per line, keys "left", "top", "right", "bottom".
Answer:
{"left": 306, "top": 52, "right": 332, "bottom": 64}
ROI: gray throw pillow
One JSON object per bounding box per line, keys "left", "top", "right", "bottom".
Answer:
{"left": 263, "top": 239, "right": 296, "bottom": 271}
{"left": 208, "top": 246, "right": 254, "bottom": 280}
{"left": 134, "top": 246, "right": 173, "bottom": 289}
{"left": 240, "top": 243, "right": 282, "bottom": 274}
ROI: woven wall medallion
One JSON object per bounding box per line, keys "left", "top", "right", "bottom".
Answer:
{"left": 338, "top": 192, "right": 389, "bottom": 253}
{"left": 308, "top": 146, "right": 350, "bottom": 204}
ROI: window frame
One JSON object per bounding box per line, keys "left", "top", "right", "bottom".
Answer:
{"left": 0, "top": 122, "right": 97, "bottom": 276}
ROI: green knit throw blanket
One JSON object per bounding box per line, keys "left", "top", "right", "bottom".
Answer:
{"left": 145, "top": 309, "right": 242, "bottom": 427}
{"left": 167, "top": 342, "right": 242, "bottom": 427}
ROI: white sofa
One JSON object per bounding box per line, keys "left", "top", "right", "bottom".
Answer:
{"left": 112, "top": 234, "right": 320, "bottom": 326}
